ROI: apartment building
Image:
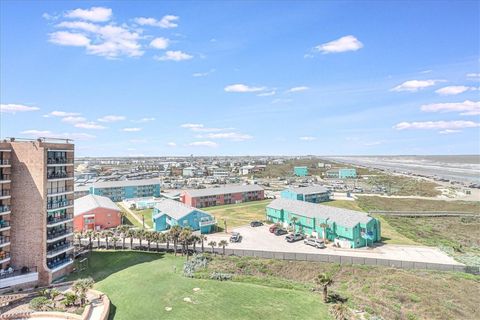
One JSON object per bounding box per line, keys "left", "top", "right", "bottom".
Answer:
{"left": 0, "top": 138, "right": 75, "bottom": 289}
{"left": 281, "top": 185, "right": 331, "bottom": 203}
{"left": 90, "top": 179, "right": 161, "bottom": 202}
{"left": 181, "top": 184, "right": 265, "bottom": 208}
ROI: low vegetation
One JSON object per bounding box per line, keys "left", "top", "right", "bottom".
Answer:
{"left": 362, "top": 174, "right": 441, "bottom": 197}
{"left": 357, "top": 196, "right": 480, "bottom": 213}
{"left": 204, "top": 200, "right": 271, "bottom": 230}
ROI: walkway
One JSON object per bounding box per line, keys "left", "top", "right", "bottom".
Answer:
{"left": 118, "top": 202, "right": 152, "bottom": 230}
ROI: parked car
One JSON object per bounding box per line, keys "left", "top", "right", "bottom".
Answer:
{"left": 285, "top": 233, "right": 305, "bottom": 242}
{"left": 230, "top": 232, "right": 242, "bottom": 243}
{"left": 269, "top": 225, "right": 279, "bottom": 233}
{"left": 250, "top": 220, "right": 263, "bottom": 227}
{"left": 304, "top": 237, "right": 326, "bottom": 249}
{"left": 274, "top": 228, "right": 288, "bottom": 236}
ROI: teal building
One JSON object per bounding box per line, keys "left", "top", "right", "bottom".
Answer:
{"left": 293, "top": 166, "right": 308, "bottom": 177}
{"left": 281, "top": 185, "right": 330, "bottom": 203}
{"left": 266, "top": 198, "right": 381, "bottom": 248}
{"left": 90, "top": 179, "right": 161, "bottom": 202}
{"left": 326, "top": 168, "right": 357, "bottom": 179}
{"left": 152, "top": 199, "right": 216, "bottom": 234}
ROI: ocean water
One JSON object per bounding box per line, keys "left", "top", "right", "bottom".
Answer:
{"left": 326, "top": 155, "right": 480, "bottom": 184}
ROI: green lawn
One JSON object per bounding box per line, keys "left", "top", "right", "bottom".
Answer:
{"left": 204, "top": 200, "right": 271, "bottom": 230}
{"left": 134, "top": 208, "right": 153, "bottom": 228}
{"left": 67, "top": 251, "right": 330, "bottom": 320}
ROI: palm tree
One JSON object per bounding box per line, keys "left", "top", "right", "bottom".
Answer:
{"left": 208, "top": 241, "right": 217, "bottom": 254}
{"left": 164, "top": 232, "right": 171, "bottom": 251}
{"left": 144, "top": 231, "right": 154, "bottom": 251}
{"left": 154, "top": 232, "right": 164, "bottom": 251}
{"left": 126, "top": 228, "right": 136, "bottom": 250}
{"left": 111, "top": 236, "right": 119, "bottom": 250}
{"left": 169, "top": 226, "right": 181, "bottom": 256}
{"left": 191, "top": 234, "right": 200, "bottom": 253}
{"left": 291, "top": 216, "right": 298, "bottom": 233}
{"left": 315, "top": 273, "right": 333, "bottom": 303}
{"left": 72, "top": 278, "right": 94, "bottom": 307}
{"left": 84, "top": 230, "right": 94, "bottom": 251}
{"left": 93, "top": 231, "right": 101, "bottom": 249}
{"left": 74, "top": 231, "right": 83, "bottom": 247}
{"left": 119, "top": 210, "right": 127, "bottom": 225}
{"left": 136, "top": 229, "right": 145, "bottom": 249}
{"left": 117, "top": 225, "right": 130, "bottom": 250}
{"left": 200, "top": 235, "right": 207, "bottom": 253}
{"left": 179, "top": 228, "right": 192, "bottom": 255}
{"left": 218, "top": 240, "right": 228, "bottom": 256}
{"left": 102, "top": 230, "right": 113, "bottom": 250}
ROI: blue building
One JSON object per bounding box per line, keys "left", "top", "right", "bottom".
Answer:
{"left": 293, "top": 166, "right": 308, "bottom": 176}
{"left": 90, "top": 178, "right": 161, "bottom": 202}
{"left": 326, "top": 168, "right": 357, "bottom": 179}
{"left": 281, "top": 185, "right": 331, "bottom": 203}
{"left": 152, "top": 199, "right": 216, "bottom": 234}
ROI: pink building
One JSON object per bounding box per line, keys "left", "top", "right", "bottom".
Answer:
{"left": 181, "top": 184, "right": 264, "bottom": 208}
{"left": 74, "top": 194, "right": 121, "bottom": 231}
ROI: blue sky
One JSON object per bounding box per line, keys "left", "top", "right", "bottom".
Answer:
{"left": 1, "top": 1, "right": 479, "bottom": 157}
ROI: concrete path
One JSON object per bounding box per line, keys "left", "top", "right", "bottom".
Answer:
{"left": 118, "top": 202, "right": 152, "bottom": 230}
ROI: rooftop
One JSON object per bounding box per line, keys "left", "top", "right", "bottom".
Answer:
{"left": 92, "top": 178, "right": 161, "bottom": 188}
{"left": 267, "top": 198, "right": 373, "bottom": 228}
{"left": 183, "top": 184, "right": 264, "bottom": 197}
{"left": 74, "top": 194, "right": 120, "bottom": 216}
{"left": 153, "top": 198, "right": 210, "bottom": 220}
{"left": 286, "top": 185, "right": 329, "bottom": 195}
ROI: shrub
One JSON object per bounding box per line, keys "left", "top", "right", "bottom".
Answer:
{"left": 183, "top": 254, "right": 209, "bottom": 277}
{"left": 210, "top": 272, "right": 232, "bottom": 281}
{"left": 62, "top": 292, "right": 77, "bottom": 307}
{"left": 30, "top": 296, "right": 50, "bottom": 311}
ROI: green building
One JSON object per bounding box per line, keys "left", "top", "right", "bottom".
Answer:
{"left": 266, "top": 198, "right": 381, "bottom": 248}
{"left": 293, "top": 166, "right": 308, "bottom": 176}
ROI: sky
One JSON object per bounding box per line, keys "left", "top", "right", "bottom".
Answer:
{"left": 0, "top": 0, "right": 479, "bottom": 157}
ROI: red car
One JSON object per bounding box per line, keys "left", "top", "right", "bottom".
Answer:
{"left": 269, "top": 225, "right": 279, "bottom": 233}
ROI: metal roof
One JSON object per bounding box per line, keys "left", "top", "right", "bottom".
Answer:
{"left": 286, "top": 185, "right": 329, "bottom": 195}
{"left": 183, "top": 184, "right": 264, "bottom": 197}
{"left": 92, "top": 178, "right": 161, "bottom": 189}
{"left": 267, "top": 198, "right": 373, "bottom": 228}
{"left": 74, "top": 194, "right": 120, "bottom": 216}
{"left": 153, "top": 198, "right": 211, "bottom": 220}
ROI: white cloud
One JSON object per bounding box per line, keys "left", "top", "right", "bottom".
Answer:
{"left": 74, "top": 122, "right": 107, "bottom": 129}
{"left": 391, "top": 79, "right": 444, "bottom": 92}
{"left": 466, "top": 73, "right": 480, "bottom": 78}
{"left": 129, "top": 138, "right": 147, "bottom": 143}
{"left": 394, "top": 120, "right": 480, "bottom": 130}
{"left": 299, "top": 136, "right": 316, "bottom": 141}
{"left": 154, "top": 50, "right": 193, "bottom": 61}
{"left": 257, "top": 91, "right": 276, "bottom": 97}
{"left": 363, "top": 140, "right": 385, "bottom": 146}
{"left": 61, "top": 116, "right": 86, "bottom": 123}
{"left": 65, "top": 7, "right": 112, "bottom": 22}
{"left": 150, "top": 37, "right": 170, "bottom": 49}
{"left": 98, "top": 115, "right": 126, "bottom": 122}
{"left": 287, "top": 86, "right": 309, "bottom": 93}
{"left": 167, "top": 142, "right": 177, "bottom": 147}
{"left": 21, "top": 130, "right": 53, "bottom": 137}
{"left": 20, "top": 130, "right": 95, "bottom": 140}
{"left": 420, "top": 100, "right": 480, "bottom": 116}
{"left": 49, "top": 111, "right": 81, "bottom": 117}
{"left": 192, "top": 69, "right": 215, "bottom": 77}
{"left": 315, "top": 35, "right": 363, "bottom": 54}
{"left": 439, "top": 129, "right": 461, "bottom": 134}
{"left": 198, "top": 132, "right": 253, "bottom": 141}
{"left": 122, "top": 127, "right": 142, "bottom": 132}
{"left": 271, "top": 98, "right": 292, "bottom": 104}
{"left": 180, "top": 123, "right": 226, "bottom": 132}
{"left": 1, "top": 104, "right": 40, "bottom": 113}
{"left": 132, "top": 117, "right": 155, "bottom": 123}
{"left": 49, "top": 31, "right": 91, "bottom": 46}
{"left": 224, "top": 84, "right": 266, "bottom": 93}
{"left": 56, "top": 21, "right": 99, "bottom": 33}
{"left": 188, "top": 141, "right": 218, "bottom": 148}
{"left": 134, "top": 15, "right": 179, "bottom": 28}
{"left": 435, "top": 86, "right": 474, "bottom": 95}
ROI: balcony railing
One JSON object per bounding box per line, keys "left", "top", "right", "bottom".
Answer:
{"left": 0, "top": 220, "right": 11, "bottom": 228}
{"left": 47, "top": 172, "right": 69, "bottom": 179}
{"left": 0, "top": 160, "right": 9, "bottom": 165}
{"left": 47, "top": 228, "right": 73, "bottom": 240}
{"left": 47, "top": 242, "right": 72, "bottom": 255}
{"left": 0, "top": 190, "right": 10, "bottom": 197}
{"left": 47, "top": 186, "right": 74, "bottom": 195}
{"left": 0, "top": 205, "right": 10, "bottom": 213}
{"left": 47, "top": 213, "right": 73, "bottom": 225}
{"left": 0, "top": 266, "right": 37, "bottom": 279}
{"left": 47, "top": 256, "right": 73, "bottom": 270}
{"left": 199, "top": 219, "right": 217, "bottom": 227}
{"left": 47, "top": 200, "right": 73, "bottom": 210}
{"left": 0, "top": 251, "right": 11, "bottom": 261}
{"left": 0, "top": 174, "right": 11, "bottom": 181}
{"left": 0, "top": 236, "right": 10, "bottom": 245}
{"left": 47, "top": 158, "right": 73, "bottom": 165}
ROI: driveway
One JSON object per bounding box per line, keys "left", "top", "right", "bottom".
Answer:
{"left": 206, "top": 224, "right": 462, "bottom": 265}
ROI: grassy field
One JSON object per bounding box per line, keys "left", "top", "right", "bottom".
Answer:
{"left": 204, "top": 200, "right": 271, "bottom": 230}
{"left": 67, "top": 251, "right": 331, "bottom": 320}
{"left": 363, "top": 174, "right": 441, "bottom": 197}
{"left": 203, "top": 255, "right": 480, "bottom": 320}
{"left": 357, "top": 196, "right": 480, "bottom": 213}
{"left": 134, "top": 208, "right": 153, "bottom": 228}
{"left": 254, "top": 159, "right": 330, "bottom": 178}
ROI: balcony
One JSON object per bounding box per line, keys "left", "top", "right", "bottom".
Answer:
{"left": 0, "top": 220, "right": 11, "bottom": 231}
{"left": 47, "top": 213, "right": 74, "bottom": 227}
{"left": 0, "top": 189, "right": 10, "bottom": 200}
{"left": 47, "top": 228, "right": 73, "bottom": 242}
{"left": 0, "top": 251, "right": 11, "bottom": 264}
{"left": 47, "top": 256, "right": 74, "bottom": 272}
{"left": 0, "top": 236, "right": 10, "bottom": 248}
{"left": 46, "top": 242, "right": 73, "bottom": 258}
{"left": 47, "top": 199, "right": 73, "bottom": 211}
{"left": 47, "top": 171, "right": 71, "bottom": 180}
{"left": 47, "top": 186, "right": 74, "bottom": 197}
{"left": 199, "top": 219, "right": 217, "bottom": 227}
{"left": 47, "top": 157, "right": 73, "bottom": 165}
{"left": 0, "top": 267, "right": 38, "bottom": 289}
{"left": 0, "top": 160, "right": 10, "bottom": 166}
{"left": 0, "top": 205, "right": 11, "bottom": 214}
{"left": 0, "top": 174, "right": 11, "bottom": 183}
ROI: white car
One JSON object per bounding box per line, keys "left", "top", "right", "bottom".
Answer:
{"left": 304, "top": 237, "right": 326, "bottom": 249}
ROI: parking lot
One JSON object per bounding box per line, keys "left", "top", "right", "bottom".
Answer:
{"left": 206, "top": 224, "right": 462, "bottom": 265}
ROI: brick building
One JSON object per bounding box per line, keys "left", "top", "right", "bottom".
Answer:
{"left": 0, "top": 137, "right": 74, "bottom": 289}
